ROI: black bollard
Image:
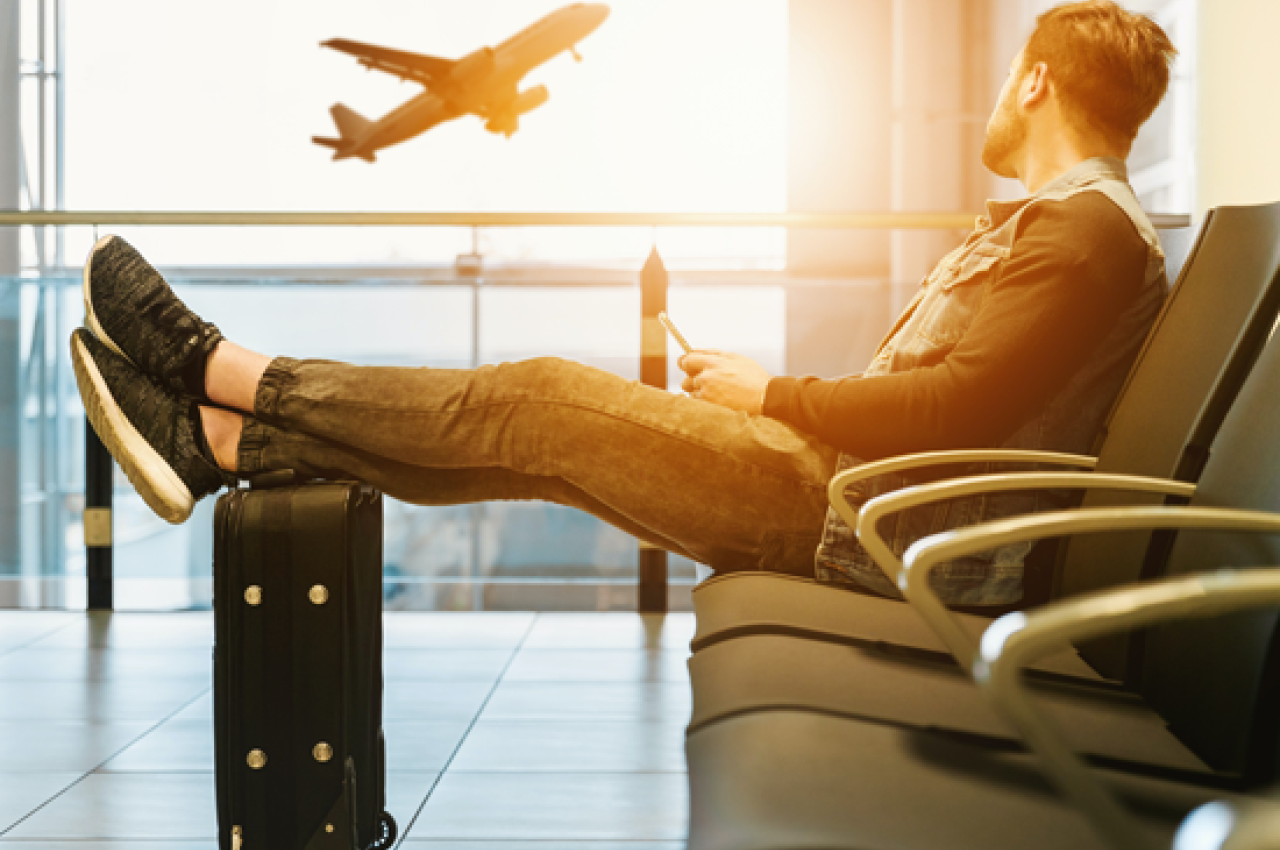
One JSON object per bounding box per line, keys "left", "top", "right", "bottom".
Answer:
{"left": 85, "top": 419, "right": 113, "bottom": 610}
{"left": 638, "top": 247, "right": 669, "bottom": 614}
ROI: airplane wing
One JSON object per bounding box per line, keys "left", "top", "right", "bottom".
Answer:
{"left": 322, "top": 39, "right": 455, "bottom": 85}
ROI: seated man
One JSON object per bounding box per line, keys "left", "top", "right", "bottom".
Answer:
{"left": 72, "top": 0, "right": 1175, "bottom": 608}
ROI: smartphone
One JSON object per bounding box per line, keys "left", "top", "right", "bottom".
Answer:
{"left": 658, "top": 311, "right": 693, "bottom": 355}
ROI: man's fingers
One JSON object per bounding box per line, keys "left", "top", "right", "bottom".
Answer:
{"left": 680, "top": 375, "right": 699, "bottom": 393}
{"left": 680, "top": 352, "right": 723, "bottom": 374}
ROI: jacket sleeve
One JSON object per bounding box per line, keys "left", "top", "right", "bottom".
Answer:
{"left": 761, "top": 193, "right": 1151, "bottom": 460}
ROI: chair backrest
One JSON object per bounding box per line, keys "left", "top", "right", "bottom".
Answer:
{"left": 1158, "top": 224, "right": 1197, "bottom": 286}
{"left": 1137, "top": 325, "right": 1280, "bottom": 783}
{"left": 1095, "top": 204, "right": 1280, "bottom": 488}
{"left": 1056, "top": 202, "right": 1280, "bottom": 676}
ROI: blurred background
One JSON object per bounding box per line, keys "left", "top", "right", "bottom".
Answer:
{"left": 0, "top": 0, "right": 1212, "bottom": 611}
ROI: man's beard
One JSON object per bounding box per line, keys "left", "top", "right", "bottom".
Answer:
{"left": 981, "top": 99, "right": 1026, "bottom": 179}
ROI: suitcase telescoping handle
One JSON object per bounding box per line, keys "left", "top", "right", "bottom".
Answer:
{"left": 247, "top": 470, "right": 370, "bottom": 493}
{"left": 247, "top": 469, "right": 301, "bottom": 490}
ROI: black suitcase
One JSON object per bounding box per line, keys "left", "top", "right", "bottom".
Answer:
{"left": 213, "top": 477, "right": 397, "bottom": 850}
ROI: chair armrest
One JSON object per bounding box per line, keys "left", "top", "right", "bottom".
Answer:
{"left": 826, "top": 449, "right": 1098, "bottom": 531}
{"left": 902, "top": 505, "right": 1280, "bottom": 668}
{"left": 975, "top": 569, "right": 1280, "bottom": 850}
{"left": 1176, "top": 799, "right": 1280, "bottom": 850}
{"left": 854, "top": 472, "right": 1196, "bottom": 593}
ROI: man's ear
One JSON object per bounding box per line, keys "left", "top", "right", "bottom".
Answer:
{"left": 1020, "top": 61, "right": 1052, "bottom": 110}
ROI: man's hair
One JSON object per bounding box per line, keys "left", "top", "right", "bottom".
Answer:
{"left": 1023, "top": 0, "right": 1177, "bottom": 147}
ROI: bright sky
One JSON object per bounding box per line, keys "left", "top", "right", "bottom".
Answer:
{"left": 63, "top": 0, "right": 788, "bottom": 266}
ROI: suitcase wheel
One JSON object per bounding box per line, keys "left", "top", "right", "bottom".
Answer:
{"left": 368, "top": 811, "right": 397, "bottom": 850}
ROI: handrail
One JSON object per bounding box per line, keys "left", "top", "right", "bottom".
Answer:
{"left": 0, "top": 210, "right": 1194, "bottom": 229}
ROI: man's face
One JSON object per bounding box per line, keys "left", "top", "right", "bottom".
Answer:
{"left": 982, "top": 53, "right": 1030, "bottom": 179}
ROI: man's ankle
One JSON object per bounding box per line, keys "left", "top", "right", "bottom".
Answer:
{"left": 205, "top": 341, "right": 274, "bottom": 414}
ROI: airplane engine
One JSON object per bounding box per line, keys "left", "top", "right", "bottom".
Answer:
{"left": 483, "top": 86, "right": 550, "bottom": 137}
{"left": 484, "top": 114, "right": 519, "bottom": 137}
{"left": 510, "top": 85, "right": 550, "bottom": 116}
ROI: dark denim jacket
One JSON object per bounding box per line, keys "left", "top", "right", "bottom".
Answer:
{"left": 815, "top": 158, "right": 1169, "bottom": 606}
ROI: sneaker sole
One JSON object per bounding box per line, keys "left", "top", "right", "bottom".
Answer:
{"left": 71, "top": 333, "right": 195, "bottom": 525}
{"left": 83, "top": 234, "right": 136, "bottom": 367}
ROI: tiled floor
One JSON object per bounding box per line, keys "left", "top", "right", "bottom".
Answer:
{"left": 0, "top": 610, "right": 692, "bottom": 849}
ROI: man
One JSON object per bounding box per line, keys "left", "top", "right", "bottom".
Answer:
{"left": 72, "top": 1, "right": 1175, "bottom": 608}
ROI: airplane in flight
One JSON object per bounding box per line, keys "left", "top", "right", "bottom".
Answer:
{"left": 313, "top": 3, "right": 610, "bottom": 162}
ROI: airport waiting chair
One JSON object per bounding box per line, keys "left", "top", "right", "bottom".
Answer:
{"left": 684, "top": 205, "right": 1280, "bottom": 764}
{"left": 684, "top": 306, "right": 1280, "bottom": 850}
{"left": 689, "top": 203, "right": 1280, "bottom": 685}
{"left": 689, "top": 442, "right": 1233, "bottom": 761}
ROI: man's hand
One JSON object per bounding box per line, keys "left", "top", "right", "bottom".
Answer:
{"left": 678, "top": 350, "right": 773, "bottom": 415}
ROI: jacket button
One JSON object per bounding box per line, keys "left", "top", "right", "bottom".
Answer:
{"left": 309, "top": 585, "right": 329, "bottom": 605}
{"left": 244, "top": 586, "right": 262, "bottom": 606}
{"left": 246, "top": 749, "right": 267, "bottom": 769}
{"left": 313, "top": 742, "right": 333, "bottom": 763}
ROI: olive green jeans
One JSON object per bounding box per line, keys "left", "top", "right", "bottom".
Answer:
{"left": 235, "top": 356, "right": 838, "bottom": 574}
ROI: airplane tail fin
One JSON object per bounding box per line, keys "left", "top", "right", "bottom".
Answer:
{"left": 330, "top": 103, "right": 373, "bottom": 141}
{"left": 313, "top": 105, "right": 377, "bottom": 162}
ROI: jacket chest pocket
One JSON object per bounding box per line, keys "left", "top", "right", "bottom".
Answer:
{"left": 915, "top": 243, "right": 1008, "bottom": 348}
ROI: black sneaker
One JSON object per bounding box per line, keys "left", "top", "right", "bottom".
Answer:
{"left": 71, "top": 328, "right": 235, "bottom": 524}
{"left": 83, "top": 234, "right": 223, "bottom": 401}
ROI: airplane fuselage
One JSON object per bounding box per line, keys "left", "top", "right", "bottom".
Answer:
{"left": 324, "top": 3, "right": 608, "bottom": 160}
{"left": 369, "top": 91, "right": 460, "bottom": 152}
{"left": 468, "top": 3, "right": 607, "bottom": 105}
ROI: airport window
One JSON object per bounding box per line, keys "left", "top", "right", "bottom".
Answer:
{"left": 4, "top": 0, "right": 791, "bottom": 611}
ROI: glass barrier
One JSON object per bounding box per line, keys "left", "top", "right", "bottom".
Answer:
{"left": 0, "top": 273, "right": 786, "bottom": 612}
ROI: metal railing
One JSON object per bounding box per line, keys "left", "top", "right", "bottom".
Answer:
{"left": 0, "top": 210, "right": 1195, "bottom": 229}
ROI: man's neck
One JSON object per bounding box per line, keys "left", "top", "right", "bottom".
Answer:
{"left": 1016, "top": 124, "right": 1124, "bottom": 194}
{"left": 1019, "top": 149, "right": 1110, "bottom": 194}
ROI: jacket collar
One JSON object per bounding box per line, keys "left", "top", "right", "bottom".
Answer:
{"left": 981, "top": 157, "right": 1130, "bottom": 230}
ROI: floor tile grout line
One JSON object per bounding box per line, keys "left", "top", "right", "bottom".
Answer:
{"left": 0, "top": 682, "right": 213, "bottom": 840}
{"left": 390, "top": 612, "right": 541, "bottom": 849}
{"left": 0, "top": 617, "right": 87, "bottom": 662}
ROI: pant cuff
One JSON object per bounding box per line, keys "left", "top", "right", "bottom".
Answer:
{"left": 253, "top": 356, "right": 302, "bottom": 424}
{"left": 235, "top": 415, "right": 275, "bottom": 476}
